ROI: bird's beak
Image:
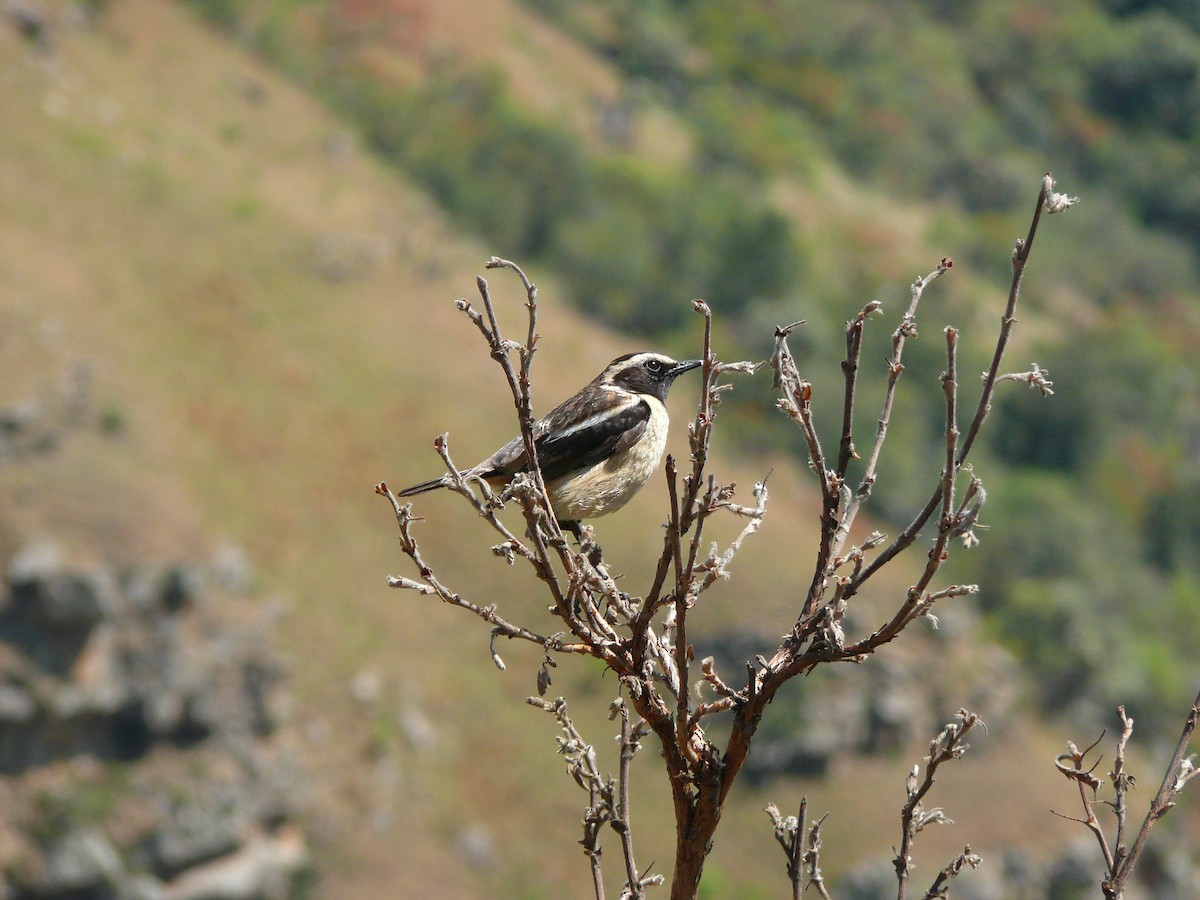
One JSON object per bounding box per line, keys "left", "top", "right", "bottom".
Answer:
{"left": 670, "top": 359, "right": 703, "bottom": 378}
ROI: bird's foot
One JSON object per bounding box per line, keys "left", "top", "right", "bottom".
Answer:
{"left": 558, "top": 519, "right": 605, "bottom": 568}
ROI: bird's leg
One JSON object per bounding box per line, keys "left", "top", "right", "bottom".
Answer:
{"left": 558, "top": 519, "right": 585, "bottom": 544}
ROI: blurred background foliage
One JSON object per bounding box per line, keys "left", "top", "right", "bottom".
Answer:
{"left": 3, "top": 0, "right": 1199, "bottom": 894}
{"left": 175, "top": 0, "right": 1200, "bottom": 739}
{"left": 182, "top": 0, "right": 1200, "bottom": 737}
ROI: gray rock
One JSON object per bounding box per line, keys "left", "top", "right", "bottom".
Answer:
{"left": 39, "top": 570, "right": 118, "bottom": 627}
{"left": 1046, "top": 838, "right": 1097, "bottom": 896}
{"left": 8, "top": 539, "right": 65, "bottom": 584}
{"left": 455, "top": 824, "right": 495, "bottom": 869}
{"left": 240, "top": 657, "right": 280, "bottom": 738}
{"left": 350, "top": 668, "right": 382, "bottom": 705}
{"left": 122, "top": 873, "right": 168, "bottom": 900}
{"left": 1135, "top": 836, "right": 1200, "bottom": 899}
{"left": 148, "top": 799, "right": 246, "bottom": 879}
{"left": 0, "top": 683, "right": 36, "bottom": 722}
{"left": 40, "top": 827, "right": 124, "bottom": 893}
{"left": 0, "top": 550, "right": 308, "bottom": 896}
{"left": 211, "top": 543, "right": 253, "bottom": 595}
{"left": 2, "top": 565, "right": 117, "bottom": 676}
{"left": 864, "top": 659, "right": 927, "bottom": 754}
{"left": 49, "top": 624, "right": 126, "bottom": 717}
{"left": 944, "top": 865, "right": 1006, "bottom": 900}
{"left": 122, "top": 564, "right": 200, "bottom": 615}
{"left": 124, "top": 566, "right": 178, "bottom": 615}
{"left": 839, "top": 859, "right": 896, "bottom": 899}
{"left": 161, "top": 828, "right": 307, "bottom": 900}
{"left": 999, "top": 848, "right": 1047, "bottom": 898}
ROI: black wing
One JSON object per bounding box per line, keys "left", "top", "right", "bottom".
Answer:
{"left": 479, "top": 398, "right": 650, "bottom": 483}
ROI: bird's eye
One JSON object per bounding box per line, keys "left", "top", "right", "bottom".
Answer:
{"left": 644, "top": 359, "right": 665, "bottom": 374}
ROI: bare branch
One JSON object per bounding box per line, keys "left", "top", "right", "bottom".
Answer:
{"left": 525, "top": 695, "right": 661, "bottom": 900}
{"left": 836, "top": 300, "right": 884, "bottom": 477}
{"left": 958, "top": 173, "right": 1062, "bottom": 462}
{"left": 895, "top": 710, "right": 984, "bottom": 900}
{"left": 527, "top": 696, "right": 610, "bottom": 899}
{"left": 826, "top": 259, "right": 951, "bottom": 582}
{"left": 1104, "top": 689, "right": 1200, "bottom": 898}
{"left": 771, "top": 324, "right": 840, "bottom": 622}
{"left": 1050, "top": 695, "right": 1200, "bottom": 899}
{"left": 804, "top": 810, "right": 833, "bottom": 900}
{"left": 765, "top": 797, "right": 833, "bottom": 900}
{"left": 468, "top": 269, "right": 570, "bottom": 556}
{"left": 385, "top": 575, "right": 436, "bottom": 595}
{"left": 610, "top": 698, "right": 658, "bottom": 899}
{"left": 698, "top": 657, "right": 738, "bottom": 700}
{"left": 380, "top": 172, "right": 1078, "bottom": 898}
{"left": 376, "top": 481, "right": 608, "bottom": 660}
{"left": 1053, "top": 732, "right": 1116, "bottom": 874}
{"left": 691, "top": 478, "right": 770, "bottom": 598}
{"left": 764, "top": 801, "right": 804, "bottom": 900}
{"left": 1108, "top": 707, "right": 1136, "bottom": 873}
{"left": 995, "top": 363, "right": 1054, "bottom": 397}
{"left": 922, "top": 846, "right": 982, "bottom": 899}
{"left": 851, "top": 174, "right": 1073, "bottom": 599}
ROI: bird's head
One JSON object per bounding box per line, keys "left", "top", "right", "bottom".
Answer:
{"left": 601, "top": 352, "right": 703, "bottom": 402}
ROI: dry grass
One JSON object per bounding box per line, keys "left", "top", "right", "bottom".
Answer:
{"left": 0, "top": 2, "right": 1151, "bottom": 896}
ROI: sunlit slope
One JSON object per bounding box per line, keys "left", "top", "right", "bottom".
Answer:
{"left": 0, "top": 2, "right": 1108, "bottom": 896}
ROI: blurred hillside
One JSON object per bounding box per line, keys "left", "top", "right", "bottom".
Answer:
{"left": 0, "top": 0, "right": 1197, "bottom": 897}
{"left": 185, "top": 0, "right": 1200, "bottom": 738}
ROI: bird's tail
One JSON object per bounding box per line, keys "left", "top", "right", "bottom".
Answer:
{"left": 396, "top": 476, "right": 450, "bottom": 497}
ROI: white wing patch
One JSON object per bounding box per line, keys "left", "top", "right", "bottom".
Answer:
{"left": 548, "top": 396, "right": 670, "bottom": 521}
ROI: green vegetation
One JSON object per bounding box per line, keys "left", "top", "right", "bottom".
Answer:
{"left": 330, "top": 66, "right": 797, "bottom": 334}
{"left": 30, "top": 768, "right": 130, "bottom": 845}
{"left": 181, "top": 0, "right": 1200, "bottom": 735}
{"left": 11, "top": 2, "right": 1199, "bottom": 891}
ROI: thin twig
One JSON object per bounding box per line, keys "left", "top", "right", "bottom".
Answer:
{"left": 827, "top": 259, "right": 950, "bottom": 586}
{"left": 609, "top": 698, "right": 654, "bottom": 899}
{"left": 764, "top": 801, "right": 804, "bottom": 900}
{"left": 376, "top": 482, "right": 609, "bottom": 660}
{"left": 1053, "top": 733, "right": 1116, "bottom": 873}
{"left": 836, "top": 300, "right": 883, "bottom": 477}
{"left": 765, "top": 797, "right": 833, "bottom": 900}
{"left": 806, "top": 811, "right": 833, "bottom": 900}
{"left": 904, "top": 326, "right": 962, "bottom": 607}
{"left": 1108, "top": 707, "right": 1136, "bottom": 874}
{"left": 895, "top": 710, "right": 983, "bottom": 900}
{"left": 922, "top": 846, "right": 982, "bottom": 899}
{"left": 851, "top": 175, "right": 1067, "bottom": 599}
{"left": 1105, "top": 689, "right": 1200, "bottom": 897}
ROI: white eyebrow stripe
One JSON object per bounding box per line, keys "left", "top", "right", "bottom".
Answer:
{"left": 624, "top": 352, "right": 673, "bottom": 365}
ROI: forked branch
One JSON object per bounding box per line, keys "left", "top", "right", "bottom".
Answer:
{"left": 379, "top": 172, "right": 1083, "bottom": 900}
{"left": 1054, "top": 694, "right": 1200, "bottom": 899}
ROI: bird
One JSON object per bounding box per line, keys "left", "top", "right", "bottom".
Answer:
{"left": 398, "top": 351, "right": 702, "bottom": 537}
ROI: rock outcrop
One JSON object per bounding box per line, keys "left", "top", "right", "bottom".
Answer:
{"left": 0, "top": 540, "right": 308, "bottom": 899}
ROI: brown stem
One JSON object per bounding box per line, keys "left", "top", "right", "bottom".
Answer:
{"left": 1105, "top": 687, "right": 1200, "bottom": 897}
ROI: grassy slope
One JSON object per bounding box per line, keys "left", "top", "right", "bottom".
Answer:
{"left": 0, "top": 1, "right": 1149, "bottom": 896}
